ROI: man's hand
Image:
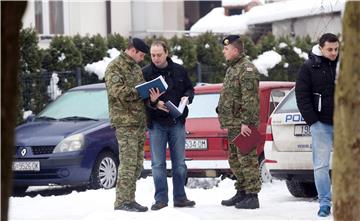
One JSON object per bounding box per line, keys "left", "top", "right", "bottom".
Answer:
{"left": 156, "top": 100, "right": 169, "bottom": 112}
{"left": 181, "top": 96, "right": 189, "bottom": 105}
{"left": 240, "top": 124, "right": 252, "bottom": 137}
{"left": 149, "top": 88, "right": 164, "bottom": 103}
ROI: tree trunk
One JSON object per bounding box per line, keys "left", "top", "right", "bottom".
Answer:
{"left": 1, "top": 2, "right": 27, "bottom": 221}
{"left": 333, "top": 2, "right": 360, "bottom": 221}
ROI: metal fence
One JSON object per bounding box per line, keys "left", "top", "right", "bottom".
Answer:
{"left": 20, "top": 68, "right": 82, "bottom": 114}
{"left": 19, "top": 64, "right": 223, "bottom": 116}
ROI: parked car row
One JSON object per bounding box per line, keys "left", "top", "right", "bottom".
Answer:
{"left": 13, "top": 81, "right": 295, "bottom": 195}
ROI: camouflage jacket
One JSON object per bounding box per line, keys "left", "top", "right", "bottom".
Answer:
{"left": 218, "top": 53, "right": 260, "bottom": 129}
{"left": 104, "top": 52, "right": 146, "bottom": 128}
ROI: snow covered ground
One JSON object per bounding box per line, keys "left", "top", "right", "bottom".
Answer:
{"left": 9, "top": 178, "right": 333, "bottom": 221}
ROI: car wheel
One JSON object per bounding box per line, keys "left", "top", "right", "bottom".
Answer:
{"left": 259, "top": 155, "right": 272, "bottom": 183}
{"left": 286, "top": 180, "right": 317, "bottom": 198}
{"left": 90, "top": 151, "right": 118, "bottom": 189}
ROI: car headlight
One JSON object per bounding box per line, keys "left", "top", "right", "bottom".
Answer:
{"left": 53, "top": 133, "right": 84, "bottom": 153}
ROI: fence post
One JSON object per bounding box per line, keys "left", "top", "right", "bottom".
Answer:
{"left": 75, "top": 67, "right": 82, "bottom": 86}
{"left": 196, "top": 62, "right": 202, "bottom": 83}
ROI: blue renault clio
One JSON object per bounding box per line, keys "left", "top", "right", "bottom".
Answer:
{"left": 13, "top": 83, "right": 119, "bottom": 194}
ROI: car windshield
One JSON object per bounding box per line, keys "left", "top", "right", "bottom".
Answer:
{"left": 37, "top": 89, "right": 109, "bottom": 120}
{"left": 188, "top": 93, "right": 219, "bottom": 118}
{"left": 274, "top": 88, "right": 299, "bottom": 114}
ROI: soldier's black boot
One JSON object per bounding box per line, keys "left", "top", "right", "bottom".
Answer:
{"left": 115, "top": 201, "right": 148, "bottom": 212}
{"left": 235, "top": 193, "right": 259, "bottom": 209}
{"left": 221, "top": 190, "right": 245, "bottom": 206}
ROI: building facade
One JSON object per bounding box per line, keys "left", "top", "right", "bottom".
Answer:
{"left": 22, "top": 0, "right": 188, "bottom": 47}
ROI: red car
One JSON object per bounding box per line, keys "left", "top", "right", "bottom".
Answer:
{"left": 143, "top": 81, "right": 295, "bottom": 182}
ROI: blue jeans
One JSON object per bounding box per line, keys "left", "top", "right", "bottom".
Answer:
{"left": 310, "top": 121, "right": 333, "bottom": 207}
{"left": 149, "top": 121, "right": 188, "bottom": 203}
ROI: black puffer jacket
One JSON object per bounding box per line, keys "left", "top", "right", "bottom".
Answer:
{"left": 142, "top": 57, "right": 194, "bottom": 127}
{"left": 295, "top": 45, "right": 338, "bottom": 126}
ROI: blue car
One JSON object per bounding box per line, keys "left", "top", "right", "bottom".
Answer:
{"left": 13, "top": 83, "right": 119, "bottom": 194}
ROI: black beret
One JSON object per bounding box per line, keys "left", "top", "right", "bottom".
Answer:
{"left": 132, "top": 38, "right": 149, "bottom": 54}
{"left": 222, "top": 35, "right": 240, "bottom": 46}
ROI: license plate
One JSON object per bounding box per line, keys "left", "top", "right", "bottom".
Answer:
{"left": 294, "top": 125, "right": 311, "bottom": 136}
{"left": 185, "top": 139, "right": 207, "bottom": 150}
{"left": 12, "top": 161, "right": 40, "bottom": 171}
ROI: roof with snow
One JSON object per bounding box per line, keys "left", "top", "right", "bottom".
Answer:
{"left": 222, "top": 0, "right": 252, "bottom": 7}
{"left": 190, "top": 7, "right": 249, "bottom": 35}
{"left": 246, "top": 0, "right": 344, "bottom": 25}
{"left": 190, "top": 0, "right": 345, "bottom": 34}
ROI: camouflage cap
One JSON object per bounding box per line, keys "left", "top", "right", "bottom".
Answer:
{"left": 132, "top": 38, "right": 149, "bottom": 54}
{"left": 222, "top": 35, "right": 240, "bottom": 46}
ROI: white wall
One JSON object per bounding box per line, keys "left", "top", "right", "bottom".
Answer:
{"left": 130, "top": 0, "right": 184, "bottom": 38}
{"left": 66, "top": 2, "right": 107, "bottom": 36}
{"left": 21, "top": 0, "right": 185, "bottom": 39}
{"left": 111, "top": 1, "right": 132, "bottom": 37}
{"left": 22, "top": 2, "right": 36, "bottom": 29}
{"left": 273, "top": 13, "right": 342, "bottom": 40}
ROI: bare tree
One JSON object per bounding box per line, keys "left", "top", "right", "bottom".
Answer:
{"left": 333, "top": 2, "right": 360, "bottom": 221}
{"left": 1, "top": 2, "right": 27, "bottom": 221}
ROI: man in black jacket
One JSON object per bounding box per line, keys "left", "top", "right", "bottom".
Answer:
{"left": 142, "top": 40, "right": 195, "bottom": 211}
{"left": 295, "top": 33, "right": 339, "bottom": 217}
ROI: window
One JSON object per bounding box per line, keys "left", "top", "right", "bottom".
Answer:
{"left": 49, "top": 1, "right": 64, "bottom": 34}
{"left": 34, "top": 1, "right": 43, "bottom": 33}
{"left": 34, "top": 0, "right": 64, "bottom": 35}
{"left": 188, "top": 93, "right": 220, "bottom": 118}
{"left": 269, "top": 89, "right": 291, "bottom": 115}
{"left": 38, "top": 89, "right": 109, "bottom": 120}
{"left": 274, "top": 89, "right": 299, "bottom": 114}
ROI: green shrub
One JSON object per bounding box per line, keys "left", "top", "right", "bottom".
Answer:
{"left": 195, "top": 32, "right": 226, "bottom": 83}
{"left": 169, "top": 35, "right": 198, "bottom": 82}
{"left": 107, "top": 33, "right": 127, "bottom": 51}
{"left": 257, "top": 33, "right": 277, "bottom": 54}
{"left": 73, "top": 34, "right": 107, "bottom": 84}
{"left": 46, "top": 35, "right": 82, "bottom": 72}
{"left": 18, "top": 27, "right": 47, "bottom": 123}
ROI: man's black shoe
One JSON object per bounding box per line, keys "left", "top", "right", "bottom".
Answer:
{"left": 235, "top": 193, "right": 259, "bottom": 209}
{"left": 174, "top": 199, "right": 196, "bottom": 207}
{"left": 151, "top": 201, "right": 168, "bottom": 210}
{"left": 114, "top": 201, "right": 148, "bottom": 212}
{"left": 221, "top": 190, "right": 245, "bottom": 206}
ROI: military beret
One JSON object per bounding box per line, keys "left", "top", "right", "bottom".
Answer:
{"left": 132, "top": 38, "right": 149, "bottom": 54}
{"left": 222, "top": 35, "right": 240, "bottom": 46}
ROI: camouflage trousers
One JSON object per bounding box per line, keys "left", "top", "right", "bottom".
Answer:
{"left": 114, "top": 126, "right": 146, "bottom": 207}
{"left": 227, "top": 127, "right": 261, "bottom": 194}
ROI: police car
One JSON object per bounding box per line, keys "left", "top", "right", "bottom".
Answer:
{"left": 264, "top": 87, "right": 332, "bottom": 198}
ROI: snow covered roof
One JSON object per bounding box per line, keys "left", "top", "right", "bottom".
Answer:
{"left": 190, "top": 0, "right": 345, "bottom": 35}
{"left": 222, "top": 0, "right": 266, "bottom": 7}
{"left": 246, "top": 0, "right": 345, "bottom": 25}
{"left": 189, "top": 7, "right": 249, "bottom": 35}
{"left": 222, "top": 0, "right": 252, "bottom": 7}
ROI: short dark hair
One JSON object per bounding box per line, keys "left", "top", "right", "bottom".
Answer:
{"left": 151, "top": 40, "right": 168, "bottom": 54}
{"left": 127, "top": 40, "right": 138, "bottom": 52}
{"left": 231, "top": 38, "right": 244, "bottom": 53}
{"left": 319, "top": 33, "right": 339, "bottom": 47}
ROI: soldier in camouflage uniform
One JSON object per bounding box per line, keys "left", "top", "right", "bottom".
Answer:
{"left": 217, "top": 35, "right": 261, "bottom": 209}
{"left": 104, "top": 38, "right": 150, "bottom": 212}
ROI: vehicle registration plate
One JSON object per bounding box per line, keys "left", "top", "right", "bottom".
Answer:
{"left": 12, "top": 161, "right": 40, "bottom": 171}
{"left": 185, "top": 139, "right": 207, "bottom": 150}
{"left": 294, "top": 125, "right": 311, "bottom": 136}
